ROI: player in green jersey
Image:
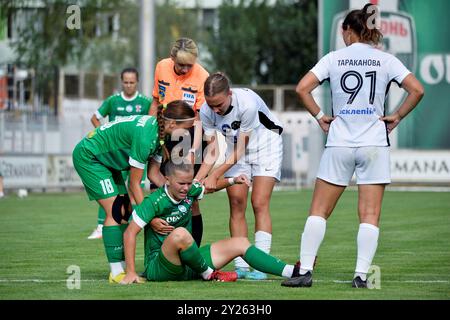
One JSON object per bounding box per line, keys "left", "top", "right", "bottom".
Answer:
{"left": 87, "top": 67, "right": 152, "bottom": 240}
{"left": 72, "top": 100, "right": 195, "bottom": 283}
{"left": 121, "top": 161, "right": 300, "bottom": 284}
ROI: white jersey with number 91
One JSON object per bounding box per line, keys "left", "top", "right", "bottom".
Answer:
{"left": 311, "top": 42, "right": 410, "bottom": 147}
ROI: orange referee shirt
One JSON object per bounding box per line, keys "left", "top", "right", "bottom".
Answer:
{"left": 152, "top": 58, "right": 209, "bottom": 111}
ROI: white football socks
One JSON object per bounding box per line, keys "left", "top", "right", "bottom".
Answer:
{"left": 201, "top": 267, "right": 214, "bottom": 280}
{"left": 234, "top": 231, "right": 273, "bottom": 271}
{"left": 234, "top": 256, "right": 250, "bottom": 271}
{"left": 354, "top": 223, "right": 379, "bottom": 281}
{"left": 110, "top": 262, "right": 125, "bottom": 277}
{"left": 299, "top": 216, "right": 326, "bottom": 275}
{"left": 282, "top": 265, "right": 295, "bottom": 278}
{"left": 255, "top": 230, "right": 272, "bottom": 254}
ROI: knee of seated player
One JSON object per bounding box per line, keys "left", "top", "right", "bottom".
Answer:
{"left": 168, "top": 227, "right": 194, "bottom": 247}
{"left": 232, "top": 237, "right": 251, "bottom": 252}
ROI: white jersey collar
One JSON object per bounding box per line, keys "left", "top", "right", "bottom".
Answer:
{"left": 350, "top": 42, "right": 373, "bottom": 49}
{"left": 121, "top": 91, "right": 139, "bottom": 101}
{"left": 164, "top": 185, "right": 182, "bottom": 204}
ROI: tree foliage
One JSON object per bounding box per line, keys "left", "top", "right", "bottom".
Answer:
{"left": 0, "top": 0, "right": 206, "bottom": 74}
{"left": 208, "top": 0, "right": 317, "bottom": 84}
{"left": 0, "top": 0, "right": 318, "bottom": 104}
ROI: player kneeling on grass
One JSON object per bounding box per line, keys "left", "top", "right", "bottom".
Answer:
{"left": 121, "top": 161, "right": 299, "bottom": 284}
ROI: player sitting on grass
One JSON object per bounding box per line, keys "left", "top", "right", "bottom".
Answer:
{"left": 120, "top": 161, "right": 300, "bottom": 283}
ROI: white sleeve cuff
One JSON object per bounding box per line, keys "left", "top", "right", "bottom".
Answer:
{"left": 129, "top": 157, "right": 146, "bottom": 169}
{"left": 397, "top": 71, "right": 412, "bottom": 85}
{"left": 310, "top": 68, "right": 324, "bottom": 83}
{"left": 95, "top": 110, "right": 104, "bottom": 120}
{"left": 204, "top": 129, "right": 216, "bottom": 136}
{"left": 132, "top": 211, "right": 146, "bottom": 228}
{"left": 197, "top": 185, "right": 205, "bottom": 200}
{"left": 152, "top": 155, "right": 162, "bottom": 163}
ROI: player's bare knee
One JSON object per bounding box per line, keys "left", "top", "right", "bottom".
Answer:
{"left": 170, "top": 227, "right": 193, "bottom": 246}
{"left": 229, "top": 197, "right": 247, "bottom": 211}
{"left": 251, "top": 198, "right": 269, "bottom": 214}
{"left": 236, "top": 237, "right": 251, "bottom": 248}
{"left": 229, "top": 237, "right": 250, "bottom": 255}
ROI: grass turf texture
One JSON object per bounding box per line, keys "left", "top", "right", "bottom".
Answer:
{"left": 0, "top": 190, "right": 449, "bottom": 300}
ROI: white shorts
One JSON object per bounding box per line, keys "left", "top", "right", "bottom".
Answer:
{"left": 317, "top": 146, "right": 390, "bottom": 186}
{"left": 224, "top": 130, "right": 283, "bottom": 182}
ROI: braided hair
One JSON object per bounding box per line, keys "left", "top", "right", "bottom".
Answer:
{"left": 156, "top": 104, "right": 170, "bottom": 161}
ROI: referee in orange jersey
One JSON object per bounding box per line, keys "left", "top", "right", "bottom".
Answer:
{"left": 148, "top": 38, "right": 209, "bottom": 247}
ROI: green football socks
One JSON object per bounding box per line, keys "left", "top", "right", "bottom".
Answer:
{"left": 243, "top": 245, "right": 286, "bottom": 276}
{"left": 179, "top": 242, "right": 209, "bottom": 274}
{"left": 102, "top": 225, "right": 124, "bottom": 263}
{"left": 97, "top": 206, "right": 106, "bottom": 225}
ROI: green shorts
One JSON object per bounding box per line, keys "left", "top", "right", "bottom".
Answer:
{"left": 145, "top": 244, "right": 214, "bottom": 281}
{"left": 73, "top": 141, "right": 127, "bottom": 200}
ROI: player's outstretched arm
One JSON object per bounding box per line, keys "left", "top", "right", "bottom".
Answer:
{"left": 204, "top": 174, "right": 251, "bottom": 194}
{"left": 122, "top": 221, "right": 145, "bottom": 284}
{"left": 195, "top": 133, "right": 219, "bottom": 181}
{"left": 203, "top": 132, "right": 250, "bottom": 190}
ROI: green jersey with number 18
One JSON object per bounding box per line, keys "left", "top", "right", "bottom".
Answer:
{"left": 83, "top": 115, "right": 160, "bottom": 171}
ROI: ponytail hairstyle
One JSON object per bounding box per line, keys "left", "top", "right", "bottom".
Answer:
{"left": 156, "top": 100, "right": 195, "bottom": 162}
{"left": 204, "top": 72, "right": 231, "bottom": 97}
{"left": 342, "top": 3, "right": 383, "bottom": 46}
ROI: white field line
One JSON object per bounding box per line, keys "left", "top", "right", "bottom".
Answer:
{"left": 0, "top": 279, "right": 448, "bottom": 284}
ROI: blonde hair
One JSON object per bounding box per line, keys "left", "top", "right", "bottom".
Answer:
{"left": 170, "top": 38, "right": 198, "bottom": 65}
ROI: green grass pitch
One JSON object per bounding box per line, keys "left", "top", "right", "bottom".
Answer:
{"left": 0, "top": 189, "right": 449, "bottom": 300}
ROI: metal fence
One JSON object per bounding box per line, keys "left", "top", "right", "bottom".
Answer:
{"left": 0, "top": 108, "right": 322, "bottom": 190}
{"left": 1, "top": 85, "right": 450, "bottom": 191}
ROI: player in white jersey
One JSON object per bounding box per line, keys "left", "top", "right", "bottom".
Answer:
{"left": 197, "top": 72, "right": 284, "bottom": 280}
{"left": 282, "top": 3, "right": 424, "bottom": 288}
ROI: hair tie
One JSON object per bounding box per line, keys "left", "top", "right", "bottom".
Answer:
{"left": 163, "top": 103, "right": 168, "bottom": 110}
{"left": 160, "top": 140, "right": 165, "bottom": 146}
